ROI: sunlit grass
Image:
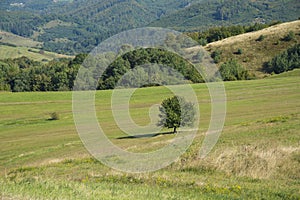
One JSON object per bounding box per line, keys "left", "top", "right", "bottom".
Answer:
{"left": 0, "top": 70, "right": 299, "bottom": 199}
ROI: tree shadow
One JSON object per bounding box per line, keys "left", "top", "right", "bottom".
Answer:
{"left": 117, "top": 131, "right": 174, "bottom": 139}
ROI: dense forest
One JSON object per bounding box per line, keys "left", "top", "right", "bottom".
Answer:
{"left": 0, "top": 0, "right": 299, "bottom": 54}
{"left": 150, "top": 0, "right": 300, "bottom": 31}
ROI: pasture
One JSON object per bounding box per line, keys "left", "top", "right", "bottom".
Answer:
{"left": 0, "top": 70, "right": 299, "bottom": 199}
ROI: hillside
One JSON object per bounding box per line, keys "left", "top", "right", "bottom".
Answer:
{"left": 0, "top": 31, "right": 73, "bottom": 62}
{"left": 0, "top": 72, "right": 299, "bottom": 199}
{"left": 0, "top": 0, "right": 299, "bottom": 54}
{"left": 0, "top": 0, "right": 194, "bottom": 54}
{"left": 186, "top": 20, "right": 300, "bottom": 77}
{"left": 0, "top": 31, "right": 42, "bottom": 48}
{"left": 0, "top": 45, "right": 73, "bottom": 62}
{"left": 150, "top": 0, "right": 300, "bottom": 31}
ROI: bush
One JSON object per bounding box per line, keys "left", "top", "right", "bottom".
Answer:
{"left": 211, "top": 49, "right": 222, "bottom": 63}
{"left": 219, "top": 59, "right": 250, "bottom": 81}
{"left": 236, "top": 48, "right": 243, "bottom": 55}
{"left": 282, "top": 31, "right": 295, "bottom": 42}
{"left": 49, "top": 112, "right": 60, "bottom": 120}
{"left": 264, "top": 44, "right": 300, "bottom": 73}
{"left": 256, "top": 35, "right": 265, "bottom": 41}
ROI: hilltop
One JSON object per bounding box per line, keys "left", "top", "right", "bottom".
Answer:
{"left": 190, "top": 20, "right": 300, "bottom": 77}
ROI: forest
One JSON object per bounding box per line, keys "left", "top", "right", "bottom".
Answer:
{"left": 1, "top": 43, "right": 298, "bottom": 92}
{"left": 0, "top": 0, "right": 298, "bottom": 54}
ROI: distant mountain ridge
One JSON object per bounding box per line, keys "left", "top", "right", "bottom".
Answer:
{"left": 150, "top": 0, "right": 300, "bottom": 31}
{"left": 0, "top": 0, "right": 299, "bottom": 54}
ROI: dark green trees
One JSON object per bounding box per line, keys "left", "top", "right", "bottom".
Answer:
{"left": 158, "top": 96, "right": 195, "bottom": 133}
{"left": 219, "top": 59, "right": 250, "bottom": 81}
{"left": 265, "top": 44, "right": 300, "bottom": 74}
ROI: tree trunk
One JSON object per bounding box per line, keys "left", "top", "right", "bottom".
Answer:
{"left": 173, "top": 126, "right": 177, "bottom": 134}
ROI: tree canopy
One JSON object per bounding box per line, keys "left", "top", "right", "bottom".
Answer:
{"left": 158, "top": 96, "right": 195, "bottom": 133}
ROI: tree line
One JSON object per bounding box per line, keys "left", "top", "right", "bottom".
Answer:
{"left": 187, "top": 21, "right": 281, "bottom": 45}
{"left": 1, "top": 43, "right": 297, "bottom": 92}
{"left": 0, "top": 55, "right": 85, "bottom": 92}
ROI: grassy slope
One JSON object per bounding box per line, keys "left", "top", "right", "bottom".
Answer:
{"left": 0, "top": 45, "right": 74, "bottom": 62}
{"left": 0, "top": 69, "right": 299, "bottom": 199}
{"left": 0, "top": 31, "right": 73, "bottom": 61}
{"left": 0, "top": 31, "right": 42, "bottom": 48}
{"left": 204, "top": 20, "right": 300, "bottom": 77}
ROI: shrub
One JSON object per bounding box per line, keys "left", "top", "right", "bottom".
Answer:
{"left": 211, "top": 49, "right": 222, "bottom": 63}
{"left": 256, "top": 35, "right": 265, "bottom": 41}
{"left": 282, "top": 31, "right": 295, "bottom": 42}
{"left": 264, "top": 44, "right": 300, "bottom": 73}
{"left": 219, "top": 59, "right": 250, "bottom": 81}
{"left": 236, "top": 48, "right": 243, "bottom": 55}
{"left": 49, "top": 112, "right": 60, "bottom": 120}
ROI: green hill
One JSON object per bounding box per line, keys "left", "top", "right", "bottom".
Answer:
{"left": 150, "top": 0, "right": 300, "bottom": 31}
{"left": 1, "top": 0, "right": 299, "bottom": 54}
{"left": 0, "top": 31, "right": 73, "bottom": 62}
{"left": 0, "top": 0, "right": 193, "bottom": 54}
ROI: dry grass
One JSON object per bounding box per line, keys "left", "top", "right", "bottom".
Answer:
{"left": 0, "top": 31, "right": 42, "bottom": 48}
{"left": 210, "top": 145, "right": 300, "bottom": 179}
{"left": 204, "top": 20, "right": 300, "bottom": 77}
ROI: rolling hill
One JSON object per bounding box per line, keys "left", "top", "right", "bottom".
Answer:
{"left": 0, "top": 0, "right": 299, "bottom": 54}
{"left": 0, "top": 31, "right": 73, "bottom": 61}
{"left": 150, "top": 0, "right": 300, "bottom": 31}
{"left": 203, "top": 20, "right": 300, "bottom": 77}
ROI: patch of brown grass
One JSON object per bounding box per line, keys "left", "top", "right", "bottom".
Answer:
{"left": 204, "top": 20, "right": 300, "bottom": 77}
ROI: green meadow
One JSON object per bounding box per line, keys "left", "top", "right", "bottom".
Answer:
{"left": 0, "top": 70, "right": 299, "bottom": 199}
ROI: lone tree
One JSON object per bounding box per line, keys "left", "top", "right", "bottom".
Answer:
{"left": 158, "top": 96, "right": 195, "bottom": 133}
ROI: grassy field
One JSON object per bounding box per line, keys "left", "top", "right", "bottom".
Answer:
{"left": 0, "top": 30, "right": 73, "bottom": 62}
{"left": 0, "top": 31, "right": 42, "bottom": 48}
{"left": 0, "top": 44, "right": 73, "bottom": 62}
{"left": 0, "top": 70, "right": 299, "bottom": 199}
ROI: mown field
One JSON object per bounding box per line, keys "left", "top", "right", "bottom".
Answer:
{"left": 0, "top": 70, "right": 299, "bottom": 199}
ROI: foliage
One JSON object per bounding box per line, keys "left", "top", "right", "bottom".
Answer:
{"left": 158, "top": 96, "right": 195, "bottom": 133}
{"left": 0, "top": 0, "right": 194, "bottom": 54}
{"left": 0, "top": 55, "right": 83, "bottom": 92}
{"left": 98, "top": 48, "right": 204, "bottom": 90}
{"left": 264, "top": 44, "right": 300, "bottom": 74}
{"left": 0, "top": 47, "right": 204, "bottom": 92}
{"left": 1, "top": 0, "right": 299, "bottom": 54}
{"left": 211, "top": 49, "right": 222, "bottom": 63}
{"left": 219, "top": 59, "right": 250, "bottom": 81}
{"left": 151, "top": 0, "right": 299, "bottom": 32}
